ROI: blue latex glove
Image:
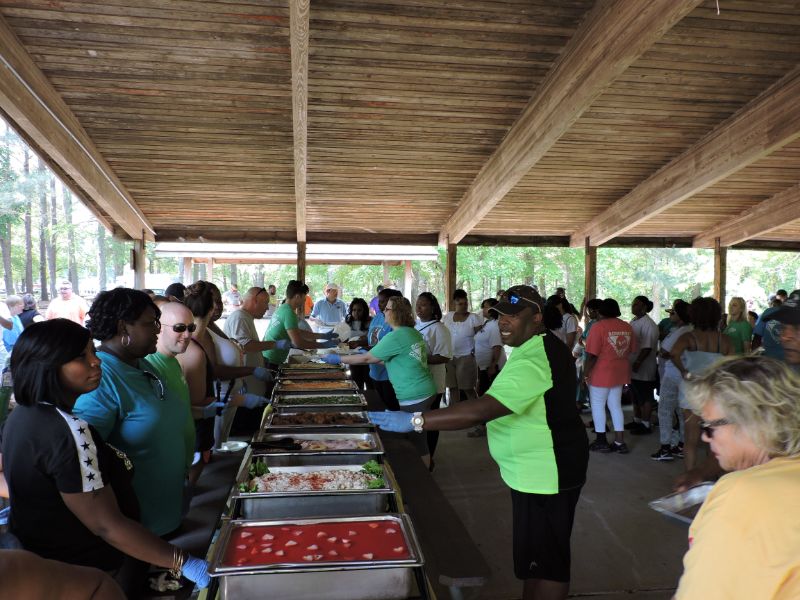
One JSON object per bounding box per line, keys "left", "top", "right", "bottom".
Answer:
{"left": 368, "top": 410, "right": 414, "bottom": 433}
{"left": 201, "top": 401, "right": 225, "bottom": 419}
{"left": 252, "top": 367, "right": 273, "bottom": 382}
{"left": 321, "top": 353, "right": 341, "bottom": 365}
{"left": 319, "top": 331, "right": 339, "bottom": 340}
{"left": 181, "top": 555, "right": 210, "bottom": 588}
{"left": 274, "top": 339, "right": 293, "bottom": 351}
{"left": 243, "top": 393, "right": 268, "bottom": 409}
{"left": 318, "top": 340, "right": 338, "bottom": 349}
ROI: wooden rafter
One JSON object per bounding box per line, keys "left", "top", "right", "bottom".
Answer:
{"left": 0, "top": 14, "right": 153, "bottom": 241}
{"left": 437, "top": 0, "right": 701, "bottom": 245}
{"left": 571, "top": 65, "right": 800, "bottom": 247}
{"left": 290, "top": 0, "right": 310, "bottom": 243}
{"left": 694, "top": 182, "right": 800, "bottom": 248}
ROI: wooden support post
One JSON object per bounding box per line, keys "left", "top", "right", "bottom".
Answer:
{"left": 297, "top": 241, "right": 306, "bottom": 282}
{"left": 445, "top": 243, "right": 457, "bottom": 312}
{"left": 207, "top": 258, "right": 214, "bottom": 285}
{"left": 714, "top": 238, "right": 727, "bottom": 305}
{"left": 133, "top": 232, "right": 146, "bottom": 290}
{"left": 382, "top": 262, "right": 390, "bottom": 286}
{"left": 584, "top": 238, "right": 597, "bottom": 302}
{"left": 404, "top": 260, "right": 413, "bottom": 299}
{"left": 182, "top": 257, "right": 192, "bottom": 285}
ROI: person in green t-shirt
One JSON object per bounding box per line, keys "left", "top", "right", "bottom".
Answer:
{"left": 143, "top": 301, "right": 196, "bottom": 484}
{"left": 724, "top": 297, "right": 752, "bottom": 354}
{"left": 262, "top": 280, "right": 340, "bottom": 366}
{"left": 323, "top": 296, "right": 437, "bottom": 458}
{"left": 366, "top": 285, "right": 588, "bottom": 600}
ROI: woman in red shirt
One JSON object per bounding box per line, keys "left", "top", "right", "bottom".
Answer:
{"left": 584, "top": 299, "right": 637, "bottom": 454}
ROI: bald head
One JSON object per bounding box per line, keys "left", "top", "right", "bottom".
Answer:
{"left": 242, "top": 286, "right": 269, "bottom": 318}
{"left": 157, "top": 301, "right": 195, "bottom": 356}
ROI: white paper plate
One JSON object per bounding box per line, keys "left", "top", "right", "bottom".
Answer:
{"left": 218, "top": 441, "right": 248, "bottom": 453}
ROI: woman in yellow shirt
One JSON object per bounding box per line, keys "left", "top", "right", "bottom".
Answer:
{"left": 675, "top": 356, "right": 800, "bottom": 599}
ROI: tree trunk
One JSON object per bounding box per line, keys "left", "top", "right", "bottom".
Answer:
{"left": 230, "top": 264, "right": 238, "bottom": 287}
{"left": 37, "top": 160, "right": 49, "bottom": 301}
{"left": 496, "top": 275, "right": 502, "bottom": 295}
{"left": 255, "top": 265, "right": 264, "bottom": 287}
{"left": 23, "top": 149, "right": 33, "bottom": 293}
{"left": 48, "top": 175, "right": 58, "bottom": 297}
{"left": 97, "top": 222, "right": 107, "bottom": 291}
{"left": 62, "top": 188, "right": 79, "bottom": 293}
{"left": 0, "top": 223, "right": 13, "bottom": 294}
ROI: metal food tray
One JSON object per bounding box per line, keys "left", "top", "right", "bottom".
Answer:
{"left": 263, "top": 406, "right": 373, "bottom": 431}
{"left": 277, "top": 371, "right": 352, "bottom": 381}
{"left": 272, "top": 393, "right": 366, "bottom": 409}
{"left": 276, "top": 380, "right": 359, "bottom": 395}
{"left": 209, "top": 514, "right": 423, "bottom": 600}
{"left": 281, "top": 362, "right": 346, "bottom": 372}
{"left": 649, "top": 482, "right": 714, "bottom": 525}
{"left": 232, "top": 458, "right": 395, "bottom": 519}
{"left": 251, "top": 431, "right": 384, "bottom": 457}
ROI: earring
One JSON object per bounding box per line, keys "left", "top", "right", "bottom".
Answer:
{"left": 121, "top": 334, "right": 131, "bottom": 348}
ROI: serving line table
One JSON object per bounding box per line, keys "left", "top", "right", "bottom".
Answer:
{"left": 142, "top": 389, "right": 488, "bottom": 600}
{"left": 363, "top": 390, "right": 489, "bottom": 600}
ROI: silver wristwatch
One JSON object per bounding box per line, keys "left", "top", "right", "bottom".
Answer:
{"left": 410, "top": 412, "right": 425, "bottom": 433}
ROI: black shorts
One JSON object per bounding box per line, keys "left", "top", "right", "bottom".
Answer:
{"left": 630, "top": 379, "right": 656, "bottom": 406}
{"left": 510, "top": 486, "right": 582, "bottom": 583}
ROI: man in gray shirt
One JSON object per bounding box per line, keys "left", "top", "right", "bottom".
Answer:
{"left": 224, "top": 287, "right": 290, "bottom": 397}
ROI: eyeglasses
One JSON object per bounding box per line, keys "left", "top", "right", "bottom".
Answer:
{"left": 143, "top": 370, "right": 165, "bottom": 401}
{"left": 700, "top": 418, "right": 731, "bottom": 438}
{"left": 507, "top": 292, "right": 541, "bottom": 313}
{"left": 161, "top": 322, "right": 197, "bottom": 333}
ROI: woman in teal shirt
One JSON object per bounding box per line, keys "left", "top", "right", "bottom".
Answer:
{"left": 324, "top": 296, "right": 436, "bottom": 463}
{"left": 73, "top": 289, "right": 191, "bottom": 538}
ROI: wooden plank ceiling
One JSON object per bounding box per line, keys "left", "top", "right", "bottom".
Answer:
{"left": 0, "top": 0, "right": 799, "bottom": 247}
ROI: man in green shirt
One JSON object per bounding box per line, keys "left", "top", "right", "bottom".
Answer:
{"left": 370, "top": 286, "right": 588, "bottom": 600}
{"left": 143, "top": 301, "right": 196, "bottom": 485}
{"left": 262, "top": 280, "right": 338, "bottom": 367}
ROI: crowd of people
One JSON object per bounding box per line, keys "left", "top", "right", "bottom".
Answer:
{"left": 0, "top": 277, "right": 799, "bottom": 599}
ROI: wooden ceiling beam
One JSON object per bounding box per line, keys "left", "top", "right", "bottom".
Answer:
{"left": 437, "top": 0, "right": 701, "bottom": 246}
{"left": 0, "top": 14, "right": 153, "bottom": 241}
{"left": 290, "top": 0, "right": 310, "bottom": 243}
{"left": 694, "top": 182, "right": 800, "bottom": 248}
{"left": 571, "top": 64, "right": 800, "bottom": 247}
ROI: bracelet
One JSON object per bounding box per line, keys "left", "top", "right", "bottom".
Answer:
{"left": 169, "top": 547, "right": 186, "bottom": 579}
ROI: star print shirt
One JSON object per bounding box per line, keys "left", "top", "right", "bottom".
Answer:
{"left": 0, "top": 403, "right": 138, "bottom": 570}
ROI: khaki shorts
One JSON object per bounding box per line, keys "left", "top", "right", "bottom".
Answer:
{"left": 445, "top": 354, "right": 478, "bottom": 391}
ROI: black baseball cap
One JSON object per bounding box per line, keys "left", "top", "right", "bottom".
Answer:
{"left": 493, "top": 285, "right": 543, "bottom": 316}
{"left": 767, "top": 291, "right": 800, "bottom": 325}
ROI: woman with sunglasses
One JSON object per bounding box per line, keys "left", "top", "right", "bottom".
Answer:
{"left": 180, "top": 282, "right": 268, "bottom": 484}
{"left": 674, "top": 356, "right": 800, "bottom": 599}
{"left": 0, "top": 319, "right": 209, "bottom": 596}
{"left": 73, "top": 289, "right": 191, "bottom": 544}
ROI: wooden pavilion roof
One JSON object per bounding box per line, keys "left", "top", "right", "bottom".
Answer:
{"left": 0, "top": 0, "right": 798, "bottom": 249}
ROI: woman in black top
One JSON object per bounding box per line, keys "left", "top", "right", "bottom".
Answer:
{"left": 345, "top": 298, "right": 372, "bottom": 389}
{"left": 0, "top": 319, "right": 209, "bottom": 596}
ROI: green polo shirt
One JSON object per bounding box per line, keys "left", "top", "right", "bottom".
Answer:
{"left": 143, "top": 352, "right": 195, "bottom": 473}
{"left": 370, "top": 326, "right": 436, "bottom": 405}
{"left": 486, "top": 334, "right": 557, "bottom": 494}
{"left": 263, "top": 302, "right": 299, "bottom": 365}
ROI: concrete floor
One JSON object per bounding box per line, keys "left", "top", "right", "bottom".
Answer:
{"left": 431, "top": 413, "right": 694, "bottom": 600}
